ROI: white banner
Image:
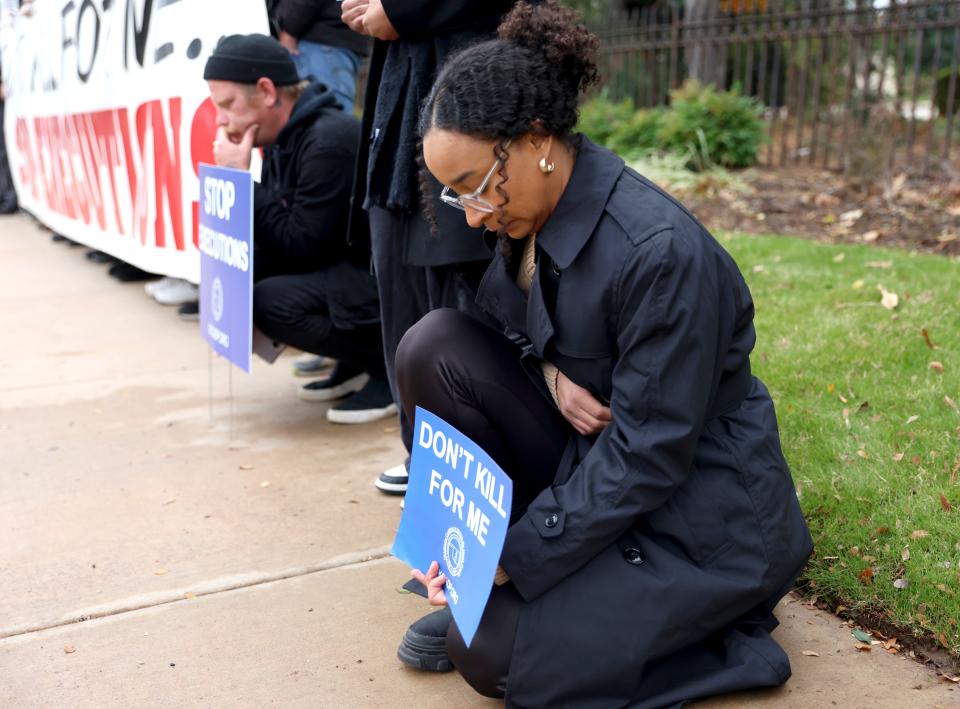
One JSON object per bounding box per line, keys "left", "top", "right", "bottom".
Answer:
{"left": 2, "top": 0, "right": 269, "bottom": 282}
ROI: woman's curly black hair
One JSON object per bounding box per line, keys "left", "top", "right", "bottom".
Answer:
{"left": 416, "top": 0, "right": 599, "bottom": 268}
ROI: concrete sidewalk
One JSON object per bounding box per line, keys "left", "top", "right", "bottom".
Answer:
{"left": 1, "top": 213, "right": 956, "bottom": 708}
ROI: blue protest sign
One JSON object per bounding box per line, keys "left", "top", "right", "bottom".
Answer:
{"left": 392, "top": 407, "right": 513, "bottom": 647}
{"left": 198, "top": 164, "right": 253, "bottom": 373}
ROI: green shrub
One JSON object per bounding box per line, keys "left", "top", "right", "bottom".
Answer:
{"left": 607, "top": 107, "right": 665, "bottom": 160}
{"left": 658, "top": 81, "right": 765, "bottom": 169}
{"left": 577, "top": 91, "right": 639, "bottom": 147}
{"left": 578, "top": 81, "right": 767, "bottom": 169}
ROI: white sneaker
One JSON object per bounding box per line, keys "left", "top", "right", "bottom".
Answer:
{"left": 153, "top": 279, "right": 199, "bottom": 306}
{"left": 144, "top": 277, "right": 177, "bottom": 297}
{"left": 375, "top": 462, "right": 409, "bottom": 495}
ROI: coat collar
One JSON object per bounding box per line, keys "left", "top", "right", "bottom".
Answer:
{"left": 476, "top": 246, "right": 556, "bottom": 358}
{"left": 536, "top": 137, "right": 625, "bottom": 270}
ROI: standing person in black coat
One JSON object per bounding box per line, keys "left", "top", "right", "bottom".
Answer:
{"left": 269, "top": 0, "right": 370, "bottom": 112}
{"left": 395, "top": 2, "right": 814, "bottom": 705}
{"left": 203, "top": 34, "right": 393, "bottom": 424}
{"left": 340, "top": 0, "right": 516, "bottom": 495}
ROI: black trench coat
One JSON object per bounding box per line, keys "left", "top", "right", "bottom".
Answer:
{"left": 476, "top": 138, "right": 814, "bottom": 708}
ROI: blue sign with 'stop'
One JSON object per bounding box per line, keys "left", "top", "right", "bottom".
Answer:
{"left": 392, "top": 407, "right": 513, "bottom": 647}
{"left": 199, "top": 164, "right": 253, "bottom": 373}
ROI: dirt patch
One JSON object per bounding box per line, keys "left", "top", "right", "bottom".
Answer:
{"left": 677, "top": 164, "right": 960, "bottom": 257}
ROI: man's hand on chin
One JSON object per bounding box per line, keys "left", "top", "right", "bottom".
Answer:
{"left": 213, "top": 124, "right": 258, "bottom": 170}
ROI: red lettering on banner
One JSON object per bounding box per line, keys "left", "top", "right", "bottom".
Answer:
{"left": 190, "top": 97, "right": 217, "bottom": 249}
{"left": 18, "top": 98, "right": 190, "bottom": 252}
{"left": 85, "top": 108, "right": 137, "bottom": 235}
{"left": 134, "top": 98, "right": 184, "bottom": 250}
{"left": 14, "top": 118, "right": 39, "bottom": 201}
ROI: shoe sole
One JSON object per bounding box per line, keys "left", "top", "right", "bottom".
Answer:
{"left": 178, "top": 313, "right": 199, "bottom": 322}
{"left": 396, "top": 643, "right": 453, "bottom": 673}
{"left": 154, "top": 294, "right": 200, "bottom": 306}
{"left": 326, "top": 402, "right": 398, "bottom": 425}
{"left": 374, "top": 478, "right": 408, "bottom": 495}
{"left": 297, "top": 374, "right": 368, "bottom": 402}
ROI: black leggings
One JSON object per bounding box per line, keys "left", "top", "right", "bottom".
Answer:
{"left": 396, "top": 309, "right": 571, "bottom": 698}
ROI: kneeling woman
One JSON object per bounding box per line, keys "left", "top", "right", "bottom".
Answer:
{"left": 396, "top": 2, "right": 813, "bottom": 706}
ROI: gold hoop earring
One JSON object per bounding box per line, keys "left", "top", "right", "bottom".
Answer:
{"left": 539, "top": 157, "right": 556, "bottom": 174}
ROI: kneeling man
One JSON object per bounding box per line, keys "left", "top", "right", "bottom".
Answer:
{"left": 204, "top": 34, "right": 393, "bottom": 423}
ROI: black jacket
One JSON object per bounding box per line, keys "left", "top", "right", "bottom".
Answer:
{"left": 254, "top": 82, "right": 368, "bottom": 277}
{"left": 477, "top": 138, "right": 813, "bottom": 707}
{"left": 271, "top": 0, "right": 370, "bottom": 57}
{"left": 348, "top": 0, "right": 516, "bottom": 267}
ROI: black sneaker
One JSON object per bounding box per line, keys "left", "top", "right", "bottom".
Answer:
{"left": 85, "top": 250, "right": 118, "bottom": 264}
{"left": 397, "top": 608, "right": 454, "bottom": 672}
{"left": 108, "top": 262, "right": 159, "bottom": 282}
{"left": 177, "top": 301, "right": 199, "bottom": 321}
{"left": 326, "top": 377, "right": 397, "bottom": 424}
{"left": 375, "top": 459, "right": 409, "bottom": 495}
{"left": 298, "top": 362, "right": 367, "bottom": 402}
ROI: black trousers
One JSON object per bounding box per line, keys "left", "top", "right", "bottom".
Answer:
{"left": 0, "top": 101, "right": 18, "bottom": 212}
{"left": 253, "top": 270, "right": 386, "bottom": 380}
{"left": 396, "top": 308, "right": 571, "bottom": 698}
{"left": 368, "top": 207, "right": 491, "bottom": 453}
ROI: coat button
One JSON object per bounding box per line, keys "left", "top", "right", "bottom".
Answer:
{"left": 624, "top": 547, "right": 644, "bottom": 565}
{"left": 544, "top": 513, "right": 559, "bottom": 528}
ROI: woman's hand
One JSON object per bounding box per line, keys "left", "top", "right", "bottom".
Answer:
{"left": 361, "top": 0, "right": 399, "bottom": 41}
{"left": 340, "top": 0, "right": 369, "bottom": 34}
{"left": 557, "top": 372, "right": 612, "bottom": 436}
{"left": 411, "top": 561, "right": 448, "bottom": 607}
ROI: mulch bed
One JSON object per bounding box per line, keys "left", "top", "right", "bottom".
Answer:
{"left": 678, "top": 164, "right": 960, "bottom": 258}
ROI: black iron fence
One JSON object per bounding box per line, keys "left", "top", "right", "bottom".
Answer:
{"left": 592, "top": 0, "right": 960, "bottom": 171}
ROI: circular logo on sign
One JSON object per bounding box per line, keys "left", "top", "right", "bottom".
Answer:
{"left": 211, "top": 276, "right": 224, "bottom": 323}
{"left": 442, "top": 527, "right": 466, "bottom": 578}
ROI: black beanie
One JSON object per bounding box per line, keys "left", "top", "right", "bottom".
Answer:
{"left": 203, "top": 34, "right": 300, "bottom": 86}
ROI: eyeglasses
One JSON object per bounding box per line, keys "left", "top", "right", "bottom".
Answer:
{"left": 439, "top": 147, "right": 507, "bottom": 214}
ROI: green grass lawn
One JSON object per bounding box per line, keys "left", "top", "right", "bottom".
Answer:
{"left": 722, "top": 232, "right": 960, "bottom": 660}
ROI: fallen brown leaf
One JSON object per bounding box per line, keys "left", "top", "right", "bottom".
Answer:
{"left": 892, "top": 453, "right": 905, "bottom": 462}
{"left": 911, "top": 529, "right": 929, "bottom": 539}
{"left": 905, "top": 415, "right": 920, "bottom": 425}
{"left": 260, "top": 481, "right": 271, "bottom": 488}
{"left": 901, "top": 547, "right": 910, "bottom": 561}
{"left": 878, "top": 285, "right": 899, "bottom": 310}
{"left": 929, "top": 361, "right": 945, "bottom": 374}
{"left": 801, "top": 650, "right": 820, "bottom": 657}
{"left": 64, "top": 645, "right": 77, "bottom": 654}
{"left": 861, "top": 230, "right": 881, "bottom": 243}
{"left": 921, "top": 328, "right": 938, "bottom": 349}
{"left": 936, "top": 584, "right": 956, "bottom": 597}
{"left": 855, "top": 642, "right": 872, "bottom": 652}
{"left": 941, "top": 493, "right": 953, "bottom": 512}
{"left": 238, "top": 464, "right": 254, "bottom": 471}
{"left": 883, "top": 637, "right": 899, "bottom": 650}
{"left": 945, "top": 395, "right": 958, "bottom": 412}
{"left": 858, "top": 566, "right": 874, "bottom": 584}
{"left": 833, "top": 253, "right": 846, "bottom": 263}
{"left": 154, "top": 569, "right": 168, "bottom": 576}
